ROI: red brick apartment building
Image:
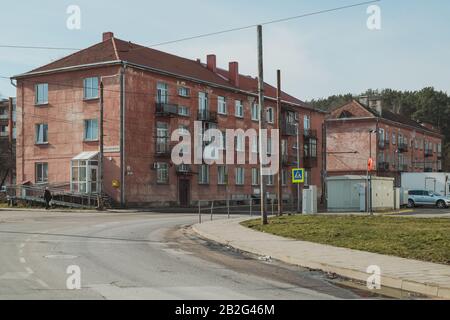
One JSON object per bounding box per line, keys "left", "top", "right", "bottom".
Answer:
{"left": 11, "top": 32, "right": 325, "bottom": 207}
{"left": 326, "top": 97, "right": 444, "bottom": 185}
{"left": 0, "top": 97, "right": 16, "bottom": 186}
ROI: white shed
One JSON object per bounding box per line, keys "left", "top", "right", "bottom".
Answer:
{"left": 326, "top": 175, "right": 395, "bottom": 212}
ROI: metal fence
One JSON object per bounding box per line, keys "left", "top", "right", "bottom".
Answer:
{"left": 5, "top": 185, "right": 100, "bottom": 209}
{"left": 197, "top": 196, "right": 299, "bottom": 223}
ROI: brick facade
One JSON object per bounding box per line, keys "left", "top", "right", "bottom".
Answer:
{"left": 13, "top": 33, "right": 324, "bottom": 207}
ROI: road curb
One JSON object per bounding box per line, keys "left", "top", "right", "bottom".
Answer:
{"left": 192, "top": 219, "right": 450, "bottom": 299}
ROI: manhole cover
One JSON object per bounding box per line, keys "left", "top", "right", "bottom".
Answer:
{"left": 44, "top": 254, "right": 78, "bottom": 260}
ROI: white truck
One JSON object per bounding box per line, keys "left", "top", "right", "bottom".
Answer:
{"left": 401, "top": 172, "right": 450, "bottom": 196}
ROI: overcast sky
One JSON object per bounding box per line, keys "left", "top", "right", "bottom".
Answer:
{"left": 0, "top": 0, "right": 449, "bottom": 100}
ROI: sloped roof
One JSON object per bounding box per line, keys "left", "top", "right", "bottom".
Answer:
{"left": 17, "top": 34, "right": 313, "bottom": 109}
{"left": 331, "top": 100, "right": 442, "bottom": 135}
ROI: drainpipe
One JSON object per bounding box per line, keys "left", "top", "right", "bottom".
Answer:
{"left": 120, "top": 63, "right": 127, "bottom": 207}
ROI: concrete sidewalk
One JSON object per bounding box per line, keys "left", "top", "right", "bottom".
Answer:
{"left": 193, "top": 218, "right": 450, "bottom": 299}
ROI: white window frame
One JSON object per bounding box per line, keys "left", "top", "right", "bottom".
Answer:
{"left": 178, "top": 87, "right": 190, "bottom": 97}
{"left": 251, "top": 103, "right": 259, "bottom": 121}
{"left": 266, "top": 107, "right": 274, "bottom": 124}
{"left": 156, "top": 82, "right": 169, "bottom": 104}
{"left": 178, "top": 106, "right": 189, "bottom": 116}
{"left": 35, "top": 123, "right": 48, "bottom": 144}
{"left": 235, "top": 167, "right": 245, "bottom": 186}
{"left": 235, "top": 100, "right": 244, "bottom": 118}
{"left": 156, "top": 162, "right": 169, "bottom": 184}
{"left": 198, "top": 165, "right": 210, "bottom": 185}
{"left": 252, "top": 168, "right": 260, "bottom": 186}
{"left": 35, "top": 162, "right": 48, "bottom": 184}
{"left": 218, "top": 166, "right": 227, "bottom": 185}
{"left": 35, "top": 83, "right": 48, "bottom": 105}
{"left": 218, "top": 96, "right": 227, "bottom": 115}
{"left": 83, "top": 77, "right": 99, "bottom": 100}
{"left": 84, "top": 119, "right": 99, "bottom": 141}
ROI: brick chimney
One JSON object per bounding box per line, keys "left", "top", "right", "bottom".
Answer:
{"left": 207, "top": 54, "right": 217, "bottom": 73}
{"left": 229, "top": 62, "right": 239, "bottom": 87}
{"left": 103, "top": 32, "right": 114, "bottom": 42}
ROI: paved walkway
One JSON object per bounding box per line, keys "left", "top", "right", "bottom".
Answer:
{"left": 193, "top": 218, "right": 450, "bottom": 299}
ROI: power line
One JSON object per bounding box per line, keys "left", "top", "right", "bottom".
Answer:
{"left": 0, "top": 0, "right": 380, "bottom": 52}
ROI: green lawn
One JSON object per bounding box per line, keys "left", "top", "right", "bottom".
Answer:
{"left": 242, "top": 215, "right": 450, "bottom": 265}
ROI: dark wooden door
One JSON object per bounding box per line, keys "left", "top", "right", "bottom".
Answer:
{"left": 179, "top": 179, "right": 190, "bottom": 207}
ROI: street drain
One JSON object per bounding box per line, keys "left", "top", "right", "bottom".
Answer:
{"left": 44, "top": 254, "right": 78, "bottom": 260}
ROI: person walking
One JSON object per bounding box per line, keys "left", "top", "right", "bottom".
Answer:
{"left": 44, "top": 187, "right": 52, "bottom": 210}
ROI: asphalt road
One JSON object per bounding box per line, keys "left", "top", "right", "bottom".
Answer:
{"left": 0, "top": 210, "right": 369, "bottom": 300}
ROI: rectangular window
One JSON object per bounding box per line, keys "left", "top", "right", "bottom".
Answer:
{"left": 392, "top": 133, "right": 396, "bottom": 145}
{"left": 178, "top": 106, "right": 189, "bottom": 116}
{"left": 178, "top": 87, "right": 190, "bottom": 97}
{"left": 156, "top": 83, "right": 169, "bottom": 104}
{"left": 198, "top": 165, "right": 209, "bottom": 185}
{"left": 252, "top": 168, "right": 260, "bottom": 186}
{"left": 236, "top": 134, "right": 245, "bottom": 152}
{"left": 218, "top": 166, "right": 227, "bottom": 185}
{"left": 199, "top": 92, "right": 209, "bottom": 112}
{"left": 35, "top": 162, "right": 48, "bottom": 183}
{"left": 35, "top": 83, "right": 48, "bottom": 105}
{"left": 267, "top": 137, "right": 272, "bottom": 155}
{"left": 304, "top": 115, "right": 311, "bottom": 130}
{"left": 267, "top": 175, "right": 274, "bottom": 186}
{"left": 84, "top": 119, "right": 98, "bottom": 141}
{"left": 235, "top": 167, "right": 245, "bottom": 185}
{"left": 83, "top": 77, "right": 99, "bottom": 100}
{"left": 266, "top": 107, "right": 274, "bottom": 124}
{"left": 251, "top": 103, "right": 259, "bottom": 121}
{"left": 235, "top": 100, "right": 244, "bottom": 118}
{"left": 251, "top": 136, "right": 258, "bottom": 153}
{"left": 35, "top": 123, "right": 48, "bottom": 144}
{"left": 218, "top": 96, "right": 227, "bottom": 115}
{"left": 281, "top": 169, "right": 288, "bottom": 186}
{"left": 156, "top": 163, "right": 169, "bottom": 184}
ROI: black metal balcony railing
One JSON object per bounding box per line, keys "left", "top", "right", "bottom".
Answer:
{"left": 176, "top": 164, "right": 192, "bottom": 175}
{"left": 398, "top": 142, "right": 408, "bottom": 153}
{"left": 303, "top": 155, "right": 318, "bottom": 168}
{"left": 281, "top": 155, "right": 297, "bottom": 167}
{"left": 303, "top": 129, "right": 318, "bottom": 139}
{"left": 155, "top": 102, "right": 179, "bottom": 116}
{"left": 424, "top": 149, "right": 433, "bottom": 157}
{"left": 378, "top": 162, "right": 390, "bottom": 172}
{"left": 155, "top": 138, "right": 172, "bottom": 157}
{"left": 197, "top": 110, "right": 218, "bottom": 123}
{"left": 281, "top": 121, "right": 297, "bottom": 136}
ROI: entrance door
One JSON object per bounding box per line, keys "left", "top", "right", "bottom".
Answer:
{"left": 179, "top": 179, "right": 190, "bottom": 207}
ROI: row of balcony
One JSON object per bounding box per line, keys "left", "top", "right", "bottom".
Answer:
{"left": 377, "top": 162, "right": 436, "bottom": 173}
{"left": 155, "top": 140, "right": 319, "bottom": 168}
{"left": 379, "top": 142, "right": 441, "bottom": 158}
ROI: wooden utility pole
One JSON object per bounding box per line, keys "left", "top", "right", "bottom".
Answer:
{"left": 257, "top": 25, "right": 268, "bottom": 225}
{"left": 276, "top": 70, "right": 283, "bottom": 216}
{"left": 98, "top": 81, "right": 104, "bottom": 210}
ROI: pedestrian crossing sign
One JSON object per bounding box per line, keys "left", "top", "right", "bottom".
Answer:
{"left": 292, "top": 168, "right": 305, "bottom": 184}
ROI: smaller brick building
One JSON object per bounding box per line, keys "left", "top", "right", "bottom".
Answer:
{"left": 326, "top": 97, "right": 444, "bottom": 185}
